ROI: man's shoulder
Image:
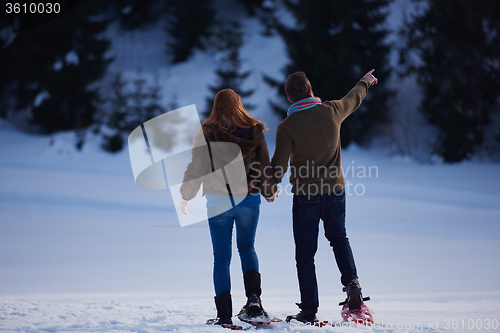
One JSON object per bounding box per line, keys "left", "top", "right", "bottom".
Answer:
{"left": 277, "top": 117, "right": 290, "bottom": 129}
{"left": 321, "top": 100, "right": 338, "bottom": 110}
{"left": 276, "top": 117, "right": 295, "bottom": 139}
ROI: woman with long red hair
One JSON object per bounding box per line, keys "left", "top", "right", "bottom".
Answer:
{"left": 179, "top": 89, "right": 278, "bottom": 326}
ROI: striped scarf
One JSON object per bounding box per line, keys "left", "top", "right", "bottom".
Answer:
{"left": 287, "top": 97, "right": 322, "bottom": 117}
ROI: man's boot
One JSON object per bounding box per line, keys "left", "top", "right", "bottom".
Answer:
{"left": 346, "top": 278, "right": 363, "bottom": 310}
{"left": 285, "top": 303, "right": 318, "bottom": 324}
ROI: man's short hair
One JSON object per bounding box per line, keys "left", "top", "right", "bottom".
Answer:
{"left": 285, "top": 71, "right": 312, "bottom": 103}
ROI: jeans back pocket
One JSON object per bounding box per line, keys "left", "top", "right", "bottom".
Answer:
{"left": 329, "top": 195, "right": 346, "bottom": 220}
{"left": 240, "top": 206, "right": 259, "bottom": 218}
{"left": 297, "top": 198, "right": 320, "bottom": 222}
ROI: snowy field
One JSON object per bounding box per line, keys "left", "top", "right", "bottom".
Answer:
{"left": 1, "top": 118, "right": 500, "bottom": 333}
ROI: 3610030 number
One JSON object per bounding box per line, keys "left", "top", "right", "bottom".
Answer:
{"left": 443, "top": 318, "right": 499, "bottom": 330}
{"left": 6, "top": 2, "right": 61, "bottom": 14}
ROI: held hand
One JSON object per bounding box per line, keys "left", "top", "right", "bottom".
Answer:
{"left": 363, "top": 69, "right": 378, "bottom": 86}
{"left": 179, "top": 199, "right": 189, "bottom": 216}
{"left": 266, "top": 189, "right": 281, "bottom": 203}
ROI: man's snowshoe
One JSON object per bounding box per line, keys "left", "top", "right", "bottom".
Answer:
{"left": 285, "top": 309, "right": 317, "bottom": 324}
{"left": 338, "top": 279, "right": 373, "bottom": 325}
{"left": 285, "top": 303, "right": 332, "bottom": 327}
{"left": 340, "top": 303, "right": 374, "bottom": 326}
{"left": 285, "top": 310, "right": 332, "bottom": 327}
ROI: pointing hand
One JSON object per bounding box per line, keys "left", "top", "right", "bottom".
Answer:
{"left": 363, "top": 69, "right": 378, "bottom": 85}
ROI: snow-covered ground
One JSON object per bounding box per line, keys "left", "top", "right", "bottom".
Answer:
{"left": 1, "top": 118, "right": 499, "bottom": 333}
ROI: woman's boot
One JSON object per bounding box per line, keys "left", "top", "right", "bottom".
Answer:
{"left": 243, "top": 270, "right": 263, "bottom": 317}
{"left": 214, "top": 291, "right": 233, "bottom": 325}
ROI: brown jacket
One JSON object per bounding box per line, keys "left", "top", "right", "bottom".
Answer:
{"left": 271, "top": 77, "right": 371, "bottom": 195}
{"left": 180, "top": 123, "right": 276, "bottom": 200}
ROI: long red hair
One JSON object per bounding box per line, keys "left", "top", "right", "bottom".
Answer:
{"left": 203, "top": 89, "right": 265, "bottom": 132}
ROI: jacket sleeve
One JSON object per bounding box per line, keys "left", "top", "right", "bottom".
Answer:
{"left": 179, "top": 128, "right": 212, "bottom": 201}
{"left": 270, "top": 122, "right": 292, "bottom": 185}
{"left": 324, "top": 77, "right": 371, "bottom": 121}
{"left": 253, "top": 130, "right": 277, "bottom": 198}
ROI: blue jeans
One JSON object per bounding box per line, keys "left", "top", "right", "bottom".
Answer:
{"left": 208, "top": 205, "right": 260, "bottom": 296}
{"left": 292, "top": 191, "right": 358, "bottom": 312}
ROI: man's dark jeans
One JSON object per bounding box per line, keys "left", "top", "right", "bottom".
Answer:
{"left": 292, "top": 190, "right": 358, "bottom": 313}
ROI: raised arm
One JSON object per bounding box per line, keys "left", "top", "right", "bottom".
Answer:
{"left": 325, "top": 69, "right": 378, "bottom": 121}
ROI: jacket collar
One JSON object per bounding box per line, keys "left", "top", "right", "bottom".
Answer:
{"left": 203, "top": 123, "right": 264, "bottom": 151}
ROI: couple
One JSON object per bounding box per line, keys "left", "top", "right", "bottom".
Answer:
{"left": 179, "top": 69, "right": 378, "bottom": 325}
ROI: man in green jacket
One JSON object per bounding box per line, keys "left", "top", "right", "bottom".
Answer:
{"left": 269, "top": 70, "right": 378, "bottom": 323}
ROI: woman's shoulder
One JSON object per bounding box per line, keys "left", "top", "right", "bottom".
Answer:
{"left": 250, "top": 123, "right": 265, "bottom": 137}
{"left": 232, "top": 126, "right": 254, "bottom": 140}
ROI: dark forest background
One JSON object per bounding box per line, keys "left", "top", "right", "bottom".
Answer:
{"left": 1, "top": 0, "right": 499, "bottom": 162}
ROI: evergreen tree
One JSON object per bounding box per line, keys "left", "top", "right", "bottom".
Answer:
{"left": 236, "top": 0, "right": 265, "bottom": 16}
{"left": 106, "top": 0, "right": 166, "bottom": 31}
{"left": 0, "top": 13, "right": 15, "bottom": 119}
{"left": 108, "top": 74, "right": 130, "bottom": 132}
{"left": 257, "top": 0, "right": 278, "bottom": 37}
{"left": 204, "top": 20, "right": 254, "bottom": 119}
{"left": 0, "top": 0, "right": 112, "bottom": 134}
{"left": 100, "top": 73, "right": 131, "bottom": 152}
{"left": 145, "top": 76, "right": 168, "bottom": 121}
{"left": 165, "top": 0, "right": 216, "bottom": 64}
{"left": 400, "top": 0, "right": 500, "bottom": 162}
{"left": 129, "top": 77, "right": 149, "bottom": 125}
{"left": 100, "top": 74, "right": 166, "bottom": 153}
{"left": 265, "top": 0, "right": 393, "bottom": 147}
